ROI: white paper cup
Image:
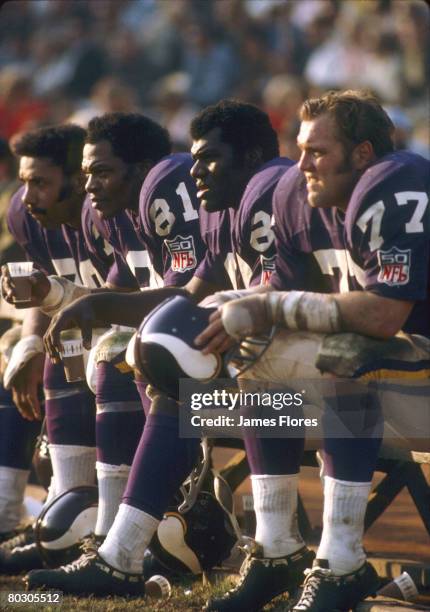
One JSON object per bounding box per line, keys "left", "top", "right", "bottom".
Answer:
{"left": 145, "top": 574, "right": 172, "bottom": 599}
{"left": 60, "top": 330, "right": 85, "bottom": 383}
{"left": 7, "top": 261, "right": 34, "bottom": 303}
{"left": 377, "top": 571, "right": 418, "bottom": 601}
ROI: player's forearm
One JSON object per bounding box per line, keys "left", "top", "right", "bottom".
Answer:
{"left": 335, "top": 292, "right": 414, "bottom": 339}
{"left": 84, "top": 286, "right": 189, "bottom": 327}
{"left": 220, "top": 289, "right": 414, "bottom": 342}
{"left": 21, "top": 307, "right": 50, "bottom": 337}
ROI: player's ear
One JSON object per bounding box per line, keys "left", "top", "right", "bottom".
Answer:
{"left": 352, "top": 141, "right": 375, "bottom": 170}
{"left": 244, "top": 147, "right": 263, "bottom": 169}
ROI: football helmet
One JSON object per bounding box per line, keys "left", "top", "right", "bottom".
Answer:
{"left": 149, "top": 489, "right": 236, "bottom": 575}
{"left": 134, "top": 295, "right": 224, "bottom": 399}
{"left": 134, "top": 295, "right": 275, "bottom": 399}
{"left": 34, "top": 486, "right": 98, "bottom": 568}
{"left": 149, "top": 438, "right": 236, "bottom": 575}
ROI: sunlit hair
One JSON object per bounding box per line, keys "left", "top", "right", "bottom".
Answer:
{"left": 190, "top": 99, "right": 279, "bottom": 165}
{"left": 86, "top": 112, "right": 171, "bottom": 165}
{"left": 300, "top": 90, "right": 394, "bottom": 157}
{"left": 11, "top": 124, "right": 86, "bottom": 175}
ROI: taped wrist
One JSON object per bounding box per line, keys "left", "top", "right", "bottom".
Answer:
{"left": 3, "top": 334, "right": 44, "bottom": 389}
{"left": 268, "top": 291, "right": 342, "bottom": 333}
{"left": 40, "top": 276, "right": 91, "bottom": 317}
{"left": 203, "top": 288, "right": 258, "bottom": 308}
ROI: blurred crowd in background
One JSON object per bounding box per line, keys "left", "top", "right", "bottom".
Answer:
{"left": 0, "top": 0, "right": 429, "bottom": 216}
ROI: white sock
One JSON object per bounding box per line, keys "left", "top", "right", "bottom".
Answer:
{"left": 0, "top": 466, "right": 29, "bottom": 532}
{"left": 99, "top": 503, "right": 159, "bottom": 573}
{"left": 317, "top": 476, "right": 371, "bottom": 575}
{"left": 48, "top": 444, "right": 96, "bottom": 495}
{"left": 252, "top": 473, "right": 304, "bottom": 558}
{"left": 95, "top": 462, "right": 130, "bottom": 537}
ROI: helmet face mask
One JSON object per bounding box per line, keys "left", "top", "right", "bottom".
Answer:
{"left": 225, "top": 327, "right": 277, "bottom": 377}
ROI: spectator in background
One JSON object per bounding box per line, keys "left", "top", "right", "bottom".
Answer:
{"left": 151, "top": 72, "right": 198, "bottom": 151}
{"left": 108, "top": 29, "right": 153, "bottom": 107}
{"left": 0, "top": 69, "right": 48, "bottom": 140}
{"left": 393, "top": 0, "right": 429, "bottom": 104}
{"left": 350, "top": 19, "right": 403, "bottom": 104}
{"left": 67, "top": 77, "right": 140, "bottom": 128}
{"left": 232, "top": 23, "right": 273, "bottom": 104}
{"left": 253, "top": 0, "right": 310, "bottom": 77}
{"left": 386, "top": 106, "right": 430, "bottom": 160}
{"left": 180, "top": 21, "right": 240, "bottom": 107}
{"left": 0, "top": 139, "right": 21, "bottom": 264}
{"left": 262, "top": 74, "right": 306, "bottom": 158}
{"left": 0, "top": 0, "right": 427, "bottom": 168}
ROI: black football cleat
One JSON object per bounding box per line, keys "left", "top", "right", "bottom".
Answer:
{"left": 0, "top": 531, "right": 104, "bottom": 575}
{"left": 0, "top": 524, "right": 35, "bottom": 550}
{"left": 0, "top": 542, "right": 44, "bottom": 574}
{"left": 26, "top": 542, "right": 146, "bottom": 597}
{"left": 292, "top": 559, "right": 379, "bottom": 611}
{"left": 204, "top": 543, "right": 315, "bottom": 612}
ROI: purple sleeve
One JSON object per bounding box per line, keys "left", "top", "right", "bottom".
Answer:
{"left": 345, "top": 153, "right": 430, "bottom": 302}
{"left": 269, "top": 167, "right": 314, "bottom": 291}
{"left": 106, "top": 251, "right": 139, "bottom": 290}
{"left": 82, "top": 198, "right": 137, "bottom": 289}
{"left": 139, "top": 154, "right": 206, "bottom": 287}
{"left": 194, "top": 209, "right": 232, "bottom": 289}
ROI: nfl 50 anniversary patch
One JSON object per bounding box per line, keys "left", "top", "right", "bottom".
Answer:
{"left": 165, "top": 235, "right": 197, "bottom": 273}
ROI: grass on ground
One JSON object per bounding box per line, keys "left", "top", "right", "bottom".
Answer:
{"left": 0, "top": 573, "right": 294, "bottom": 611}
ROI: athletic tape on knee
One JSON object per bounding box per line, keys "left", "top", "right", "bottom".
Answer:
{"left": 40, "top": 276, "right": 91, "bottom": 317}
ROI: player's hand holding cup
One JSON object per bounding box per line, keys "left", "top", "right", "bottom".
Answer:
{"left": 59, "top": 329, "right": 86, "bottom": 383}
{"left": 1, "top": 263, "right": 51, "bottom": 308}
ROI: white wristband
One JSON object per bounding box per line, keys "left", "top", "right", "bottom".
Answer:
{"left": 40, "top": 277, "right": 65, "bottom": 311}
{"left": 40, "top": 276, "right": 91, "bottom": 317}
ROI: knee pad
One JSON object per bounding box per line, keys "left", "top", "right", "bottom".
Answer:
{"left": 316, "top": 332, "right": 430, "bottom": 379}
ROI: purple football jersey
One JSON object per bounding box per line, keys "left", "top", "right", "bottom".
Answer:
{"left": 271, "top": 165, "right": 351, "bottom": 294}
{"left": 233, "top": 157, "right": 293, "bottom": 286}
{"left": 196, "top": 206, "right": 233, "bottom": 289}
{"left": 271, "top": 153, "right": 429, "bottom": 337}
{"left": 82, "top": 196, "right": 145, "bottom": 291}
{"left": 345, "top": 151, "right": 429, "bottom": 336}
{"left": 138, "top": 153, "right": 205, "bottom": 287}
{"left": 8, "top": 188, "right": 109, "bottom": 287}
{"left": 196, "top": 158, "right": 292, "bottom": 289}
